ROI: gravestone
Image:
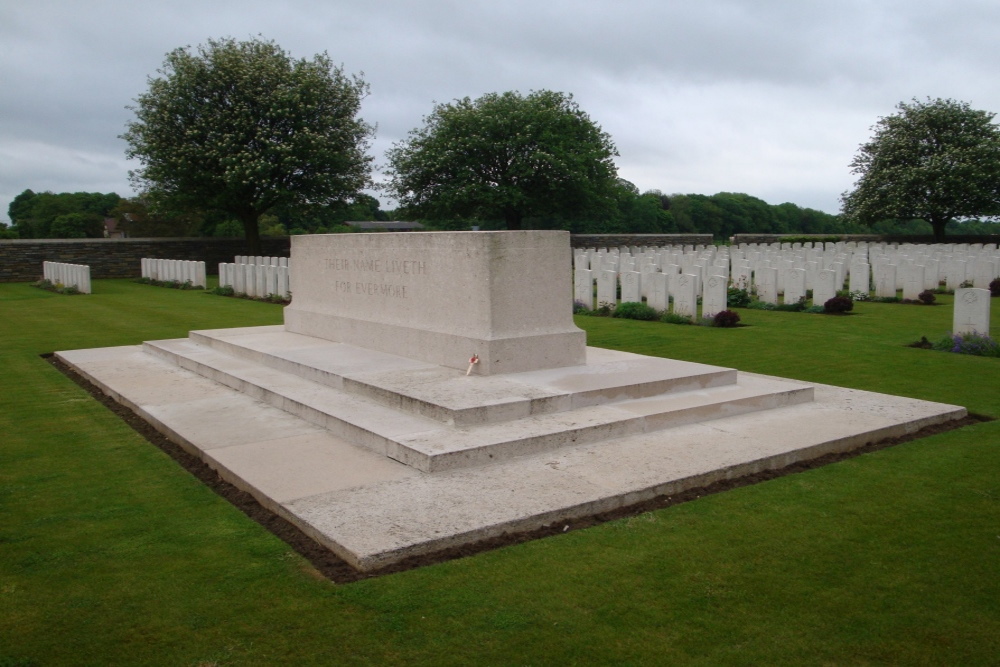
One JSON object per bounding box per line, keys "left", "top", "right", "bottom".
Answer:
{"left": 672, "top": 273, "right": 698, "bottom": 317}
{"left": 902, "top": 265, "right": 925, "bottom": 300}
{"left": 597, "top": 269, "right": 617, "bottom": 309}
{"left": 574, "top": 269, "right": 594, "bottom": 309}
{"left": 702, "top": 274, "right": 727, "bottom": 318}
{"left": 784, "top": 268, "right": 806, "bottom": 304}
{"left": 647, "top": 272, "right": 669, "bottom": 311}
{"left": 756, "top": 267, "right": 778, "bottom": 305}
{"left": 849, "top": 262, "right": 870, "bottom": 295}
{"left": 285, "top": 231, "right": 586, "bottom": 375}
{"left": 953, "top": 288, "right": 991, "bottom": 335}
{"left": 620, "top": 270, "right": 642, "bottom": 303}
{"left": 875, "top": 264, "right": 897, "bottom": 298}
{"left": 813, "top": 269, "right": 837, "bottom": 306}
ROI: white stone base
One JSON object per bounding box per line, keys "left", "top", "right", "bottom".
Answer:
{"left": 56, "top": 327, "right": 966, "bottom": 572}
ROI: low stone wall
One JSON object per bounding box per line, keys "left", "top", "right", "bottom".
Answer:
{"left": 731, "top": 233, "right": 1000, "bottom": 245}
{"left": 1, "top": 234, "right": 718, "bottom": 282}
{"left": 570, "top": 234, "right": 713, "bottom": 248}
{"left": 0, "top": 237, "right": 291, "bottom": 282}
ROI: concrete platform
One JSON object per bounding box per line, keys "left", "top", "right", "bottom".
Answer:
{"left": 56, "top": 327, "right": 967, "bottom": 572}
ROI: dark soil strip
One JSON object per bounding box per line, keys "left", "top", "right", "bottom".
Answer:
{"left": 46, "top": 353, "right": 990, "bottom": 584}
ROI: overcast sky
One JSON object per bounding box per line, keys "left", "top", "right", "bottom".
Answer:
{"left": 3, "top": 0, "right": 1000, "bottom": 224}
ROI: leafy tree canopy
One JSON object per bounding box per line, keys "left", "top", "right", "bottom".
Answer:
{"left": 841, "top": 97, "right": 1000, "bottom": 241}
{"left": 385, "top": 90, "right": 620, "bottom": 230}
{"left": 122, "top": 36, "right": 375, "bottom": 253}
{"left": 7, "top": 189, "right": 120, "bottom": 238}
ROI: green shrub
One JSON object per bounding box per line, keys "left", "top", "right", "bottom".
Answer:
{"left": 660, "top": 311, "right": 693, "bottom": 325}
{"left": 613, "top": 302, "right": 658, "bottom": 321}
{"left": 932, "top": 332, "right": 1000, "bottom": 357}
{"left": 773, "top": 299, "right": 807, "bottom": 312}
{"left": 727, "top": 286, "right": 752, "bottom": 308}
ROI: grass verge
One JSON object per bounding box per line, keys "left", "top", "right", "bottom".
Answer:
{"left": 1, "top": 281, "right": 998, "bottom": 665}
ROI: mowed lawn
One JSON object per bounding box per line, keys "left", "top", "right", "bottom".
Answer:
{"left": 1, "top": 279, "right": 998, "bottom": 666}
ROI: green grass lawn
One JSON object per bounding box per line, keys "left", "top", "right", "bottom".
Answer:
{"left": 2, "top": 280, "right": 998, "bottom": 666}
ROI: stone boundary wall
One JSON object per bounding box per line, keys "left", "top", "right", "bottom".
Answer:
{"left": 2, "top": 234, "right": 716, "bottom": 282}
{"left": 731, "top": 233, "right": 1000, "bottom": 245}
{"left": 17, "top": 232, "right": 993, "bottom": 283}
{"left": 570, "top": 234, "right": 714, "bottom": 248}
{"left": 0, "top": 237, "right": 291, "bottom": 282}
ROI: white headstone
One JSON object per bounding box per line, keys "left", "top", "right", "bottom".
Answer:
{"left": 647, "top": 272, "right": 669, "bottom": 311}
{"left": 671, "top": 273, "right": 698, "bottom": 317}
{"left": 597, "top": 270, "right": 618, "bottom": 309}
{"left": 702, "top": 274, "right": 727, "bottom": 318}
{"left": 953, "top": 288, "right": 991, "bottom": 335}
{"left": 813, "top": 269, "right": 837, "bottom": 307}
{"left": 574, "top": 269, "right": 594, "bottom": 309}
{"left": 620, "top": 270, "right": 642, "bottom": 303}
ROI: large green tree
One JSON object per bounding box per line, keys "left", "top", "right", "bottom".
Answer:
{"left": 122, "top": 37, "right": 375, "bottom": 253}
{"left": 841, "top": 98, "right": 1000, "bottom": 241}
{"left": 385, "top": 90, "right": 619, "bottom": 230}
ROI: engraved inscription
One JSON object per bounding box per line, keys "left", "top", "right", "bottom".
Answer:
{"left": 324, "top": 256, "right": 427, "bottom": 299}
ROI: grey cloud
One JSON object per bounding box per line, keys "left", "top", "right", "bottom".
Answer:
{"left": 3, "top": 0, "right": 1000, "bottom": 222}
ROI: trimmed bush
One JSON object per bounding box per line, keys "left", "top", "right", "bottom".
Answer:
{"left": 823, "top": 296, "right": 854, "bottom": 314}
{"left": 918, "top": 290, "right": 936, "bottom": 305}
{"left": 712, "top": 310, "right": 741, "bottom": 328}
{"left": 990, "top": 278, "right": 1000, "bottom": 297}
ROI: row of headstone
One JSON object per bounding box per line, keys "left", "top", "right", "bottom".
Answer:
{"left": 953, "top": 288, "right": 993, "bottom": 336}
{"left": 574, "top": 242, "right": 999, "bottom": 306}
{"left": 218, "top": 262, "right": 291, "bottom": 299}
{"left": 575, "top": 268, "right": 728, "bottom": 319}
{"left": 42, "top": 261, "right": 91, "bottom": 294}
{"left": 234, "top": 255, "right": 289, "bottom": 268}
{"left": 140, "top": 258, "right": 206, "bottom": 288}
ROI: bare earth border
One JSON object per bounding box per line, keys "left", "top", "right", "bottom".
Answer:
{"left": 47, "top": 354, "right": 988, "bottom": 583}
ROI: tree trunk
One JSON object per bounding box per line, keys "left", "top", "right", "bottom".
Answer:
{"left": 239, "top": 211, "right": 262, "bottom": 255}
{"left": 504, "top": 209, "right": 523, "bottom": 230}
{"left": 929, "top": 215, "right": 949, "bottom": 243}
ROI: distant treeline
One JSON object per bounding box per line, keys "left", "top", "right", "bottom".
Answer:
{"left": 4, "top": 187, "right": 996, "bottom": 239}
{"left": 3, "top": 190, "right": 121, "bottom": 239}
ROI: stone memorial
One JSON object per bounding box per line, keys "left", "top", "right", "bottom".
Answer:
{"left": 55, "top": 231, "right": 967, "bottom": 573}
{"left": 285, "top": 232, "right": 585, "bottom": 375}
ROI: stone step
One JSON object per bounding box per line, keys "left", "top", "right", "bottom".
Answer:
{"left": 143, "top": 336, "right": 814, "bottom": 473}
{"left": 185, "top": 326, "right": 740, "bottom": 427}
